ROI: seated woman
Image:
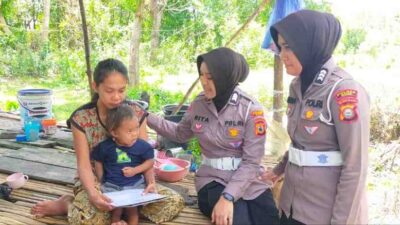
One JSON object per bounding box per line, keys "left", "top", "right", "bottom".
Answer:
{"left": 144, "top": 47, "right": 279, "bottom": 225}
{"left": 31, "top": 58, "right": 184, "bottom": 225}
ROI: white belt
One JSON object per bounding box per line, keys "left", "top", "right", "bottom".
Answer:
{"left": 289, "top": 145, "right": 343, "bottom": 167}
{"left": 201, "top": 155, "right": 242, "bottom": 171}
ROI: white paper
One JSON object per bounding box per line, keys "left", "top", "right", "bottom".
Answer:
{"left": 104, "top": 189, "right": 166, "bottom": 208}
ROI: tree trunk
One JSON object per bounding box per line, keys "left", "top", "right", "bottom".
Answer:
{"left": 225, "top": 0, "right": 270, "bottom": 47}
{"left": 273, "top": 55, "right": 284, "bottom": 122}
{"left": 41, "top": 0, "right": 51, "bottom": 41}
{"left": 78, "top": 0, "right": 93, "bottom": 96}
{"left": 0, "top": 1, "right": 11, "bottom": 34}
{"left": 150, "top": 0, "right": 167, "bottom": 61}
{"left": 129, "top": 0, "right": 145, "bottom": 87}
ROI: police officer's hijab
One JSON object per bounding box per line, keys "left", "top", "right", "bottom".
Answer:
{"left": 197, "top": 47, "right": 249, "bottom": 112}
{"left": 270, "top": 10, "right": 342, "bottom": 94}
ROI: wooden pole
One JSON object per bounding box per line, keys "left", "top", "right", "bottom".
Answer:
{"left": 273, "top": 54, "right": 284, "bottom": 122}
{"left": 225, "top": 0, "right": 270, "bottom": 47}
{"left": 171, "top": 77, "right": 200, "bottom": 115}
{"left": 78, "top": 0, "right": 93, "bottom": 96}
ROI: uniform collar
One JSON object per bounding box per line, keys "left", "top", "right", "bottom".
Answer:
{"left": 311, "top": 58, "right": 336, "bottom": 86}
{"left": 291, "top": 58, "right": 337, "bottom": 99}
{"left": 203, "top": 87, "right": 242, "bottom": 117}
{"left": 228, "top": 91, "right": 240, "bottom": 105}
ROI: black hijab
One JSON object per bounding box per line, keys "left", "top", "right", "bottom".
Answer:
{"left": 197, "top": 47, "right": 249, "bottom": 112}
{"left": 270, "top": 10, "right": 342, "bottom": 94}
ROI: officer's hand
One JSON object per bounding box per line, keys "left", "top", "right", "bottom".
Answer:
{"left": 126, "top": 100, "right": 148, "bottom": 119}
{"left": 258, "top": 168, "right": 281, "bottom": 186}
{"left": 211, "top": 196, "right": 233, "bottom": 225}
{"left": 122, "top": 167, "right": 138, "bottom": 177}
{"left": 88, "top": 192, "right": 113, "bottom": 212}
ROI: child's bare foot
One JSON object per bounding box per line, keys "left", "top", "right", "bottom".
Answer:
{"left": 31, "top": 195, "right": 72, "bottom": 218}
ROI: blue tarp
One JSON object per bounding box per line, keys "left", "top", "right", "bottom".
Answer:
{"left": 261, "top": 0, "right": 305, "bottom": 53}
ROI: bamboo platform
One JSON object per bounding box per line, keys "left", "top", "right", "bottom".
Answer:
{"left": 0, "top": 112, "right": 280, "bottom": 225}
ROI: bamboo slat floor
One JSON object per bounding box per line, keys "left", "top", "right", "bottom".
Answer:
{"left": 0, "top": 112, "right": 280, "bottom": 225}
{"left": 0, "top": 172, "right": 211, "bottom": 225}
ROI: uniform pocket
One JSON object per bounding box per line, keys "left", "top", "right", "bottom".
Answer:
{"left": 300, "top": 107, "right": 323, "bottom": 121}
{"left": 223, "top": 126, "right": 245, "bottom": 140}
{"left": 286, "top": 103, "right": 296, "bottom": 117}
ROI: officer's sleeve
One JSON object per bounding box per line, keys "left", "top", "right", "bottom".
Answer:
{"left": 273, "top": 151, "right": 288, "bottom": 176}
{"left": 147, "top": 103, "right": 194, "bottom": 143}
{"left": 273, "top": 81, "right": 296, "bottom": 176}
{"left": 223, "top": 103, "right": 267, "bottom": 201}
{"left": 330, "top": 80, "right": 370, "bottom": 224}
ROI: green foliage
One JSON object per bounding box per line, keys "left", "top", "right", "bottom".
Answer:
{"left": 304, "top": 0, "right": 331, "bottom": 12}
{"left": 187, "top": 137, "right": 201, "bottom": 166}
{"left": 342, "top": 28, "right": 366, "bottom": 54}
{"left": 127, "top": 82, "right": 186, "bottom": 113}
{"left": 9, "top": 41, "right": 52, "bottom": 77}
{"left": 5, "top": 100, "right": 18, "bottom": 111}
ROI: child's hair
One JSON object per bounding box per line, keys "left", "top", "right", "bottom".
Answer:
{"left": 92, "top": 58, "right": 129, "bottom": 103}
{"left": 106, "top": 104, "right": 137, "bottom": 133}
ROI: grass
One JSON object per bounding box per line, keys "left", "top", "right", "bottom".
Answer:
{"left": 0, "top": 76, "right": 89, "bottom": 122}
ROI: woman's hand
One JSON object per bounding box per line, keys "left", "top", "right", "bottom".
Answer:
{"left": 258, "top": 168, "right": 281, "bottom": 186}
{"left": 122, "top": 167, "right": 138, "bottom": 177}
{"left": 211, "top": 197, "right": 234, "bottom": 225}
{"left": 88, "top": 192, "right": 114, "bottom": 212}
{"left": 142, "top": 182, "right": 157, "bottom": 194}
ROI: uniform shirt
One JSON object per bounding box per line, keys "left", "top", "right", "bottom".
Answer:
{"left": 274, "top": 58, "right": 369, "bottom": 225}
{"left": 91, "top": 138, "right": 154, "bottom": 187}
{"left": 147, "top": 87, "right": 269, "bottom": 201}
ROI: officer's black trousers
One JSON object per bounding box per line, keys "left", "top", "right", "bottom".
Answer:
{"left": 198, "top": 181, "right": 279, "bottom": 225}
{"left": 280, "top": 210, "right": 306, "bottom": 225}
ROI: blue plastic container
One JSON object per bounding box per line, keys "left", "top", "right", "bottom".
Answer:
{"left": 17, "top": 89, "right": 53, "bottom": 128}
{"left": 24, "top": 120, "right": 40, "bottom": 142}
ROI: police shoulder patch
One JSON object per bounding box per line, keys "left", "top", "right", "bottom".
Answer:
{"left": 253, "top": 117, "right": 267, "bottom": 136}
{"left": 335, "top": 89, "right": 359, "bottom": 123}
{"left": 250, "top": 110, "right": 264, "bottom": 118}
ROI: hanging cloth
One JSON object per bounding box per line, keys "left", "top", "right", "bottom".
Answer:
{"left": 261, "top": 0, "right": 305, "bottom": 53}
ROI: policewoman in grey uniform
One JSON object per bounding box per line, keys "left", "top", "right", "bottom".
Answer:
{"left": 260, "top": 10, "right": 370, "bottom": 225}
{"left": 146, "top": 47, "right": 279, "bottom": 225}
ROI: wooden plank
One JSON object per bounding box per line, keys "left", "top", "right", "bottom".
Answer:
{"left": 0, "top": 199, "right": 68, "bottom": 225}
{"left": 8, "top": 139, "right": 57, "bottom": 148}
{"left": 47, "top": 130, "right": 73, "bottom": 149}
{"left": 0, "top": 157, "right": 76, "bottom": 184}
{"left": 2, "top": 147, "right": 76, "bottom": 169}
{"left": 0, "top": 212, "right": 46, "bottom": 225}
{"left": 0, "top": 139, "right": 25, "bottom": 149}
{"left": 0, "top": 147, "right": 10, "bottom": 155}
{"left": 0, "top": 130, "right": 20, "bottom": 139}
{"left": 0, "top": 173, "right": 73, "bottom": 196}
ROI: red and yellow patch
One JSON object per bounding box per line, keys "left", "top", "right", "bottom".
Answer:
{"left": 335, "top": 89, "right": 358, "bottom": 105}
{"left": 339, "top": 103, "right": 358, "bottom": 122}
{"left": 254, "top": 118, "right": 267, "bottom": 136}
{"left": 250, "top": 110, "right": 264, "bottom": 118}
{"left": 336, "top": 89, "right": 359, "bottom": 123}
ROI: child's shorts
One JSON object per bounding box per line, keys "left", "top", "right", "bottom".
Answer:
{"left": 101, "top": 177, "right": 145, "bottom": 193}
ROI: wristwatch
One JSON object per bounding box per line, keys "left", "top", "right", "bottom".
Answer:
{"left": 222, "top": 192, "right": 234, "bottom": 202}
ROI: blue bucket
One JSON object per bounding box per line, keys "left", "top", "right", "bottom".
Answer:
{"left": 17, "top": 89, "right": 53, "bottom": 127}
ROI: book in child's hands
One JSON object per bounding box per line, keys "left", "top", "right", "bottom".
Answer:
{"left": 104, "top": 189, "right": 166, "bottom": 207}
